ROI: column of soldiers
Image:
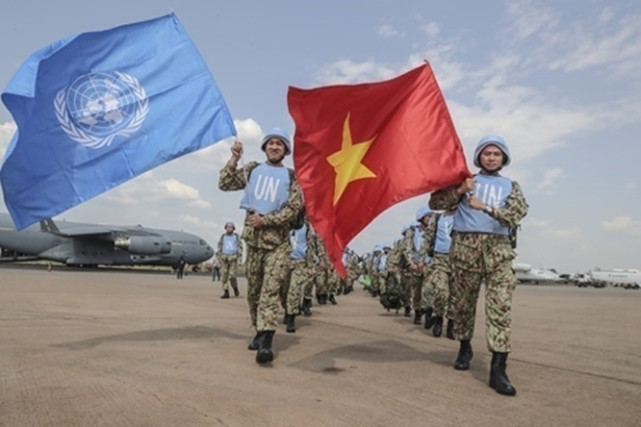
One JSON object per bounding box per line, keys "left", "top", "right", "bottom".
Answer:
{"left": 356, "top": 135, "right": 527, "bottom": 396}
{"left": 218, "top": 130, "right": 527, "bottom": 395}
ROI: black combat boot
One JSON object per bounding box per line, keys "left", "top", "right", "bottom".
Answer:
{"left": 302, "top": 298, "right": 312, "bottom": 317}
{"left": 446, "top": 318, "right": 455, "bottom": 340}
{"left": 424, "top": 307, "right": 434, "bottom": 329}
{"left": 328, "top": 294, "right": 337, "bottom": 305}
{"left": 256, "top": 331, "right": 275, "bottom": 364}
{"left": 432, "top": 316, "right": 443, "bottom": 337}
{"left": 286, "top": 314, "right": 296, "bottom": 333}
{"left": 318, "top": 294, "right": 328, "bottom": 305}
{"left": 454, "top": 340, "right": 473, "bottom": 370}
{"left": 247, "top": 331, "right": 263, "bottom": 351}
{"left": 230, "top": 278, "right": 240, "bottom": 297}
{"left": 344, "top": 285, "right": 353, "bottom": 295}
{"left": 489, "top": 352, "right": 517, "bottom": 396}
{"left": 404, "top": 306, "right": 412, "bottom": 317}
{"left": 220, "top": 289, "right": 230, "bottom": 299}
{"left": 413, "top": 309, "right": 423, "bottom": 325}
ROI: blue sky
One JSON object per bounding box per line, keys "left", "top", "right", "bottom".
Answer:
{"left": 1, "top": 0, "right": 640, "bottom": 274}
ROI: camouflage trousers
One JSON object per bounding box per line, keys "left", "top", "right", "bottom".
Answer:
{"left": 405, "top": 270, "right": 423, "bottom": 311}
{"left": 423, "top": 253, "right": 451, "bottom": 318}
{"left": 220, "top": 254, "right": 238, "bottom": 291}
{"left": 327, "top": 269, "right": 340, "bottom": 295}
{"left": 420, "top": 262, "right": 436, "bottom": 310}
{"left": 315, "top": 267, "right": 328, "bottom": 295}
{"left": 245, "top": 244, "right": 290, "bottom": 332}
{"left": 303, "top": 274, "right": 315, "bottom": 299}
{"left": 378, "top": 271, "right": 388, "bottom": 294}
{"left": 285, "top": 259, "right": 308, "bottom": 315}
{"left": 450, "top": 232, "right": 517, "bottom": 353}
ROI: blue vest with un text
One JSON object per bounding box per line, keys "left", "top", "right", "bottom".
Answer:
{"left": 413, "top": 228, "right": 423, "bottom": 262}
{"left": 434, "top": 214, "right": 454, "bottom": 253}
{"left": 240, "top": 164, "right": 290, "bottom": 215}
{"left": 378, "top": 253, "right": 388, "bottom": 271}
{"left": 221, "top": 234, "right": 238, "bottom": 255}
{"left": 453, "top": 174, "right": 511, "bottom": 235}
{"left": 290, "top": 224, "right": 308, "bottom": 260}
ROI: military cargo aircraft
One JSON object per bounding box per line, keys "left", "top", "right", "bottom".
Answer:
{"left": 0, "top": 212, "right": 213, "bottom": 267}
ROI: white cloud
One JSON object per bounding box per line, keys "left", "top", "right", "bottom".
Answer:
{"left": 180, "top": 214, "right": 220, "bottom": 231}
{"left": 419, "top": 22, "right": 441, "bottom": 39}
{"left": 0, "top": 121, "right": 16, "bottom": 157}
{"left": 104, "top": 172, "right": 211, "bottom": 209}
{"left": 313, "top": 58, "right": 397, "bottom": 85}
{"left": 188, "top": 118, "right": 264, "bottom": 170}
{"left": 378, "top": 24, "right": 401, "bottom": 39}
{"left": 601, "top": 216, "right": 641, "bottom": 236}
{"left": 546, "top": 226, "right": 581, "bottom": 239}
{"left": 506, "top": 0, "right": 559, "bottom": 40}
{"left": 537, "top": 168, "right": 563, "bottom": 191}
{"left": 526, "top": 217, "right": 550, "bottom": 228}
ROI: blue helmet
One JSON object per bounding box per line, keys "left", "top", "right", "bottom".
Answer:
{"left": 473, "top": 135, "right": 511, "bottom": 168}
{"left": 261, "top": 128, "right": 292, "bottom": 155}
{"left": 374, "top": 244, "right": 382, "bottom": 252}
{"left": 224, "top": 221, "right": 235, "bottom": 230}
{"left": 416, "top": 206, "right": 431, "bottom": 222}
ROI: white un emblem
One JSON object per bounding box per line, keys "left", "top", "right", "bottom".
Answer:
{"left": 54, "top": 71, "right": 149, "bottom": 149}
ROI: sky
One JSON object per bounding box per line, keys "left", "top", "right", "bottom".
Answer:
{"left": 1, "top": 0, "right": 640, "bottom": 274}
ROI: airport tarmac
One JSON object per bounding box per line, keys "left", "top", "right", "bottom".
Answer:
{"left": 1, "top": 265, "right": 640, "bottom": 426}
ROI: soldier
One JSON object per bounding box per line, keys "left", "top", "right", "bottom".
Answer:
{"left": 403, "top": 208, "right": 433, "bottom": 323}
{"left": 218, "top": 128, "right": 303, "bottom": 364}
{"left": 419, "top": 208, "right": 456, "bottom": 338}
{"left": 377, "top": 244, "right": 392, "bottom": 294}
{"left": 314, "top": 236, "right": 330, "bottom": 305}
{"left": 216, "top": 221, "right": 243, "bottom": 299}
{"left": 413, "top": 208, "right": 436, "bottom": 326}
{"left": 284, "top": 214, "right": 316, "bottom": 333}
{"left": 429, "top": 135, "right": 528, "bottom": 396}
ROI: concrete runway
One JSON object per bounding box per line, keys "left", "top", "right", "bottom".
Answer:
{"left": 1, "top": 265, "right": 640, "bottom": 426}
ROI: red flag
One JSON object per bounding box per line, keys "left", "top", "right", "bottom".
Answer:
{"left": 287, "top": 63, "right": 470, "bottom": 276}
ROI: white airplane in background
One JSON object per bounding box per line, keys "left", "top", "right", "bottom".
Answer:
{"left": 513, "top": 263, "right": 566, "bottom": 284}
{"left": 573, "top": 268, "right": 641, "bottom": 290}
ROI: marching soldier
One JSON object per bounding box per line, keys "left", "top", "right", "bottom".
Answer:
{"left": 216, "top": 221, "right": 243, "bottom": 299}
{"left": 218, "top": 128, "right": 304, "bottom": 364}
{"left": 429, "top": 135, "right": 528, "bottom": 395}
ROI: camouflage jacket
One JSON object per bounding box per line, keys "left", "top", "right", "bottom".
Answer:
{"left": 219, "top": 161, "right": 304, "bottom": 250}
{"left": 429, "top": 180, "right": 528, "bottom": 230}
{"left": 216, "top": 232, "right": 243, "bottom": 259}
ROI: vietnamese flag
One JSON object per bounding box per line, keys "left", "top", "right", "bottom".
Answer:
{"left": 287, "top": 63, "right": 470, "bottom": 276}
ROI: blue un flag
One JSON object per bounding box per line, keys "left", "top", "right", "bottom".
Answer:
{"left": 1, "top": 14, "right": 236, "bottom": 230}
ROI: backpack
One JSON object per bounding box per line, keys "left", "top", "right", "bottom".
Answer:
{"left": 379, "top": 273, "right": 405, "bottom": 312}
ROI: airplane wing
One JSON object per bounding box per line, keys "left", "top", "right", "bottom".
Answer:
{"left": 45, "top": 221, "right": 161, "bottom": 239}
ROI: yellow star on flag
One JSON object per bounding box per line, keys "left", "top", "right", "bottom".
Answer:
{"left": 326, "top": 113, "right": 377, "bottom": 206}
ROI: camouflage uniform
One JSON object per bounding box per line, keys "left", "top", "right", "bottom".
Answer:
{"left": 286, "top": 223, "right": 316, "bottom": 315}
{"left": 401, "top": 226, "right": 425, "bottom": 313}
{"left": 314, "top": 236, "right": 329, "bottom": 299}
{"left": 219, "top": 161, "right": 303, "bottom": 332}
{"left": 430, "top": 182, "right": 528, "bottom": 352}
{"left": 216, "top": 232, "right": 243, "bottom": 292}
{"left": 418, "top": 214, "right": 453, "bottom": 319}
{"left": 369, "top": 251, "right": 381, "bottom": 295}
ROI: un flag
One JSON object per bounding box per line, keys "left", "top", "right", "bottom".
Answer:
{"left": 0, "top": 14, "right": 236, "bottom": 230}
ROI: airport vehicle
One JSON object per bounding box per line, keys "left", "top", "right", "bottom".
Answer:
{"left": 513, "top": 263, "right": 566, "bottom": 284}
{"left": 573, "top": 268, "right": 641, "bottom": 290}
{"left": 0, "top": 213, "right": 214, "bottom": 267}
